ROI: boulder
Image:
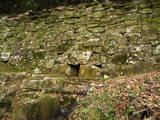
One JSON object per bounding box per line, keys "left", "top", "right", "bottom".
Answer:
{"left": 153, "top": 45, "right": 160, "bottom": 55}
{"left": 0, "top": 52, "right": 11, "bottom": 63}
{"left": 12, "top": 94, "right": 60, "bottom": 120}
{"left": 68, "top": 51, "right": 92, "bottom": 64}
{"left": 20, "top": 77, "right": 64, "bottom": 91}
{"left": 12, "top": 95, "right": 60, "bottom": 120}
{"left": 79, "top": 65, "right": 102, "bottom": 79}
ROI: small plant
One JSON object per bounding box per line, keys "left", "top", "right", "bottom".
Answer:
{"left": 23, "top": 0, "right": 39, "bottom": 11}
{"left": 128, "top": 92, "right": 137, "bottom": 99}
{"left": 72, "top": 91, "right": 117, "bottom": 120}
{"left": 104, "top": 109, "right": 116, "bottom": 120}
{"left": 155, "top": 76, "right": 160, "bottom": 82}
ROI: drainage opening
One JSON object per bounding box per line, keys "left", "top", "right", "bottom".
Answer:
{"left": 65, "top": 64, "right": 80, "bottom": 76}
{"left": 95, "top": 64, "right": 102, "bottom": 69}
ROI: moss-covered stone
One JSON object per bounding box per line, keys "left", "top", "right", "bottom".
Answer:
{"left": 90, "top": 11, "right": 105, "bottom": 18}
{"left": 139, "top": 8, "right": 152, "bottom": 14}
{"left": 152, "top": 17, "right": 160, "bottom": 23}
{"left": 21, "top": 77, "right": 64, "bottom": 91}
{"left": 12, "top": 94, "right": 60, "bottom": 120}
{"left": 79, "top": 65, "right": 102, "bottom": 79}
{"left": 87, "top": 27, "right": 105, "bottom": 33}
{"left": 125, "top": 61, "right": 156, "bottom": 75}
{"left": 52, "top": 64, "right": 68, "bottom": 76}
{"left": 0, "top": 0, "right": 160, "bottom": 76}
{"left": 111, "top": 53, "right": 128, "bottom": 64}
{"left": 0, "top": 1, "right": 160, "bottom": 120}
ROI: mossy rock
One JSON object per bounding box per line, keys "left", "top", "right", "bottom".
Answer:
{"left": 152, "top": 17, "right": 160, "bottom": 23}
{"left": 0, "top": 0, "right": 160, "bottom": 76}
{"left": 102, "top": 61, "right": 156, "bottom": 77}
{"left": 12, "top": 95, "right": 60, "bottom": 120}
{"left": 0, "top": 93, "right": 12, "bottom": 113}
{"left": 139, "top": 8, "right": 152, "bottom": 14}
{"left": 60, "top": 96, "right": 76, "bottom": 115}
{"left": 21, "top": 78, "right": 64, "bottom": 91}
{"left": 111, "top": 61, "right": 156, "bottom": 76}
{"left": 111, "top": 53, "right": 128, "bottom": 64}
{"left": 125, "top": 61, "right": 156, "bottom": 74}
{"left": 87, "top": 27, "right": 105, "bottom": 33}
{"left": 79, "top": 65, "right": 102, "bottom": 79}
{"left": 52, "top": 64, "right": 68, "bottom": 76}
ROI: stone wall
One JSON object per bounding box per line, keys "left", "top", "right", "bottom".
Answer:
{"left": 0, "top": 0, "right": 160, "bottom": 77}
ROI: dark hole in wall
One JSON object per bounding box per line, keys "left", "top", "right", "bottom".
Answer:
{"left": 95, "top": 64, "right": 102, "bottom": 69}
{"left": 66, "top": 64, "right": 80, "bottom": 76}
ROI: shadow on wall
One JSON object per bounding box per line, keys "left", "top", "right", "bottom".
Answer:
{"left": 0, "top": 0, "right": 149, "bottom": 14}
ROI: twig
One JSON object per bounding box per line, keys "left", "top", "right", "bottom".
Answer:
{"left": 132, "top": 108, "right": 150, "bottom": 116}
{"left": 132, "top": 105, "right": 160, "bottom": 115}
{"left": 145, "top": 114, "right": 158, "bottom": 120}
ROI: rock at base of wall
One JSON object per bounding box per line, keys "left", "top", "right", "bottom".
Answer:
{"left": 12, "top": 94, "right": 60, "bottom": 120}
{"left": 79, "top": 65, "right": 102, "bottom": 79}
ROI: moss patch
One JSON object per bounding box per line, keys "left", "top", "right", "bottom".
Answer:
{"left": 12, "top": 94, "right": 60, "bottom": 120}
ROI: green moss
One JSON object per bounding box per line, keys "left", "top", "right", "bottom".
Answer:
{"left": 111, "top": 61, "right": 156, "bottom": 76}
{"left": 133, "top": 26, "right": 143, "bottom": 33}
{"left": 22, "top": 77, "right": 65, "bottom": 92}
{"left": 103, "top": 60, "right": 158, "bottom": 77}
{"left": 0, "top": 93, "right": 12, "bottom": 112}
{"left": 52, "top": 64, "right": 68, "bottom": 76}
{"left": 139, "top": 8, "right": 152, "bottom": 14}
{"left": 126, "top": 61, "right": 155, "bottom": 74}
{"left": 91, "top": 11, "right": 105, "bottom": 18}
{"left": 139, "top": 2, "right": 152, "bottom": 8}
{"left": 122, "top": 14, "right": 140, "bottom": 20}
{"left": 61, "top": 96, "right": 76, "bottom": 110}
{"left": 12, "top": 98, "right": 40, "bottom": 120}
{"left": 125, "top": 20, "right": 137, "bottom": 26}
{"left": 98, "top": 19, "right": 112, "bottom": 26}
{"left": 87, "top": 27, "right": 105, "bottom": 33}
{"left": 17, "top": 32, "right": 26, "bottom": 39}
{"left": 152, "top": 17, "right": 160, "bottom": 23}
{"left": 0, "top": 0, "right": 160, "bottom": 76}
{"left": 79, "top": 65, "right": 102, "bottom": 79}
{"left": 72, "top": 92, "right": 116, "bottom": 119}
{"left": 0, "top": 62, "right": 23, "bottom": 72}
{"left": 38, "top": 95, "right": 60, "bottom": 120}
{"left": 12, "top": 95, "right": 60, "bottom": 120}
{"left": 111, "top": 53, "right": 128, "bottom": 64}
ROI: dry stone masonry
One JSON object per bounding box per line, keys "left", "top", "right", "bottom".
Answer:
{"left": 0, "top": 0, "right": 160, "bottom": 78}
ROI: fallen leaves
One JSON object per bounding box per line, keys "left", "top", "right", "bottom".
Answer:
{"left": 104, "top": 71, "right": 160, "bottom": 119}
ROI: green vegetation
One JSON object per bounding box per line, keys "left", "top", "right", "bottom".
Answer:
{"left": 12, "top": 95, "right": 60, "bottom": 120}
{"left": 72, "top": 91, "right": 117, "bottom": 120}
{"left": 0, "top": 0, "right": 160, "bottom": 120}
{"left": 0, "top": 0, "right": 109, "bottom": 14}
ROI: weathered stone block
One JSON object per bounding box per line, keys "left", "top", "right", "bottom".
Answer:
{"left": 87, "top": 27, "right": 105, "bottom": 33}
{"left": 90, "top": 53, "right": 107, "bottom": 65}
{"left": 21, "top": 77, "right": 64, "bottom": 90}
{"left": 12, "top": 95, "right": 60, "bottom": 120}
{"left": 68, "top": 51, "right": 92, "bottom": 64}
{"left": 46, "top": 59, "right": 54, "bottom": 68}
{"left": 79, "top": 65, "right": 102, "bottom": 79}
{"left": 153, "top": 45, "right": 160, "bottom": 55}
{"left": 139, "top": 8, "right": 152, "bottom": 14}
{"left": 111, "top": 53, "right": 128, "bottom": 64}
{"left": 0, "top": 52, "right": 10, "bottom": 63}
{"left": 52, "top": 64, "right": 68, "bottom": 76}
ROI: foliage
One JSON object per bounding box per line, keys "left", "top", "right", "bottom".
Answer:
{"left": 0, "top": 0, "right": 119, "bottom": 14}
{"left": 71, "top": 91, "right": 117, "bottom": 120}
